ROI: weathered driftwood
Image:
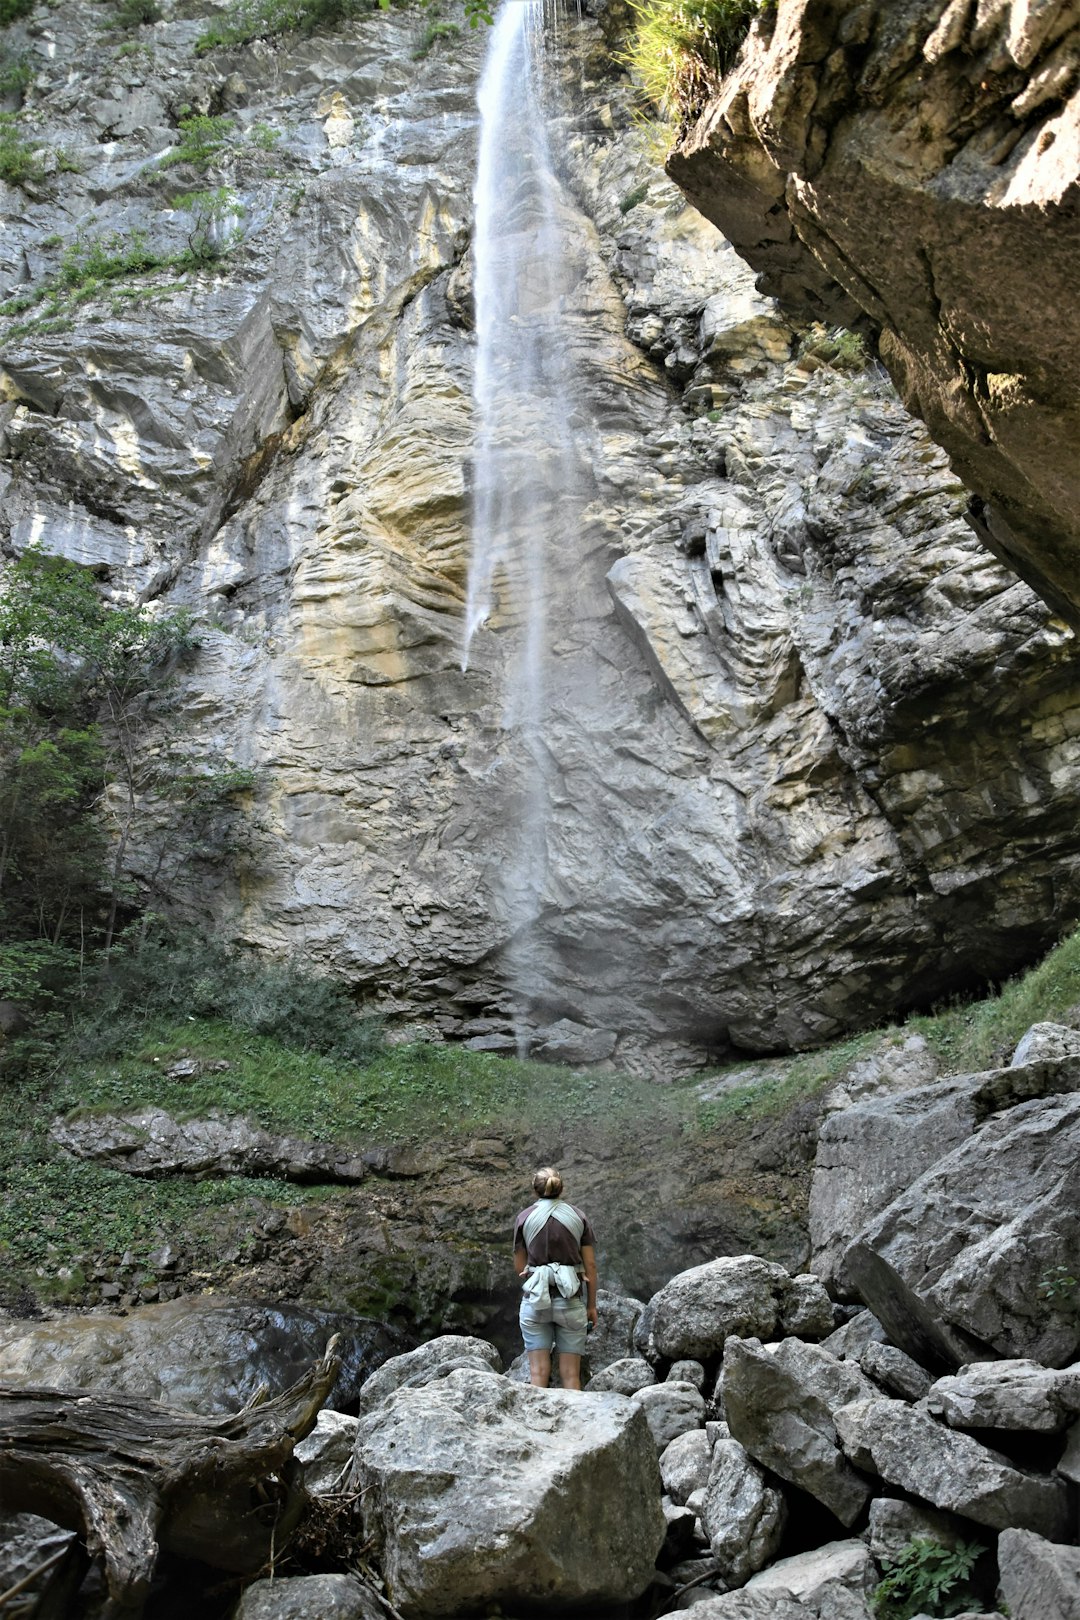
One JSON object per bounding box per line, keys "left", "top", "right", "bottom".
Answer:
{"left": 0, "top": 1334, "right": 341, "bottom": 1616}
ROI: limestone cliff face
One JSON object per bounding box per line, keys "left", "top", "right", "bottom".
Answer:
{"left": 666, "top": 0, "right": 1080, "bottom": 627}
{"left": 3, "top": 1, "right": 1080, "bottom": 1061}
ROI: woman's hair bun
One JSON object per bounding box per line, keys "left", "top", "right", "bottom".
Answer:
{"left": 533, "top": 1165, "right": 563, "bottom": 1198}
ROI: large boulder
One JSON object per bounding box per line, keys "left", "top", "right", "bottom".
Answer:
{"left": 721, "top": 1338, "right": 876, "bottom": 1526}
{"left": 644, "top": 1257, "right": 791, "bottom": 1362}
{"left": 700, "top": 1433, "right": 787, "bottom": 1583}
{"left": 811, "top": 1058, "right": 1080, "bottom": 1297}
{"left": 996, "top": 1528, "right": 1080, "bottom": 1620}
{"left": 588, "top": 1290, "right": 646, "bottom": 1378}
{"left": 859, "top": 1342, "right": 932, "bottom": 1403}
{"left": 810, "top": 1078, "right": 979, "bottom": 1295}
{"left": 844, "top": 1092, "right": 1080, "bottom": 1366}
{"left": 352, "top": 1368, "right": 665, "bottom": 1617}
{"left": 833, "top": 1396, "right": 1071, "bottom": 1538}
{"left": 928, "top": 1360, "right": 1080, "bottom": 1433}
{"left": 0, "top": 1298, "right": 395, "bottom": 1413}
{"left": 865, "top": 1497, "right": 969, "bottom": 1564}
{"left": 353, "top": 1334, "right": 502, "bottom": 1417}
{"left": 684, "top": 1594, "right": 820, "bottom": 1618}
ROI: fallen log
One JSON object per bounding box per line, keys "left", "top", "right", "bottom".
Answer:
{"left": 0, "top": 1333, "right": 342, "bottom": 1617}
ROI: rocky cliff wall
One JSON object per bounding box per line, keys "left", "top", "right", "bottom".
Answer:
{"left": 3, "top": 1, "right": 1080, "bottom": 1063}
{"left": 667, "top": 0, "right": 1080, "bottom": 627}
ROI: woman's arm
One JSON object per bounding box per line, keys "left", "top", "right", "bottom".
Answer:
{"left": 514, "top": 1246, "right": 528, "bottom": 1277}
{"left": 580, "top": 1244, "right": 599, "bottom": 1327}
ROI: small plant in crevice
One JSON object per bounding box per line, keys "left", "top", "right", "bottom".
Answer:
{"left": 800, "top": 324, "right": 871, "bottom": 372}
{"left": 871, "top": 1538, "right": 983, "bottom": 1620}
{"left": 619, "top": 181, "right": 650, "bottom": 215}
{"left": 1039, "top": 1263, "right": 1078, "bottom": 1302}
{"left": 175, "top": 185, "right": 245, "bottom": 262}
{"left": 248, "top": 120, "right": 282, "bottom": 149}
{"left": 109, "top": 0, "right": 161, "bottom": 28}
{"left": 412, "top": 16, "right": 460, "bottom": 59}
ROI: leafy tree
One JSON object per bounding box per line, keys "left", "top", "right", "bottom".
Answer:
{"left": 0, "top": 548, "right": 198, "bottom": 958}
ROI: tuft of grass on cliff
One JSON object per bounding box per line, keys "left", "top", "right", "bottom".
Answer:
{"left": 625, "top": 0, "right": 766, "bottom": 137}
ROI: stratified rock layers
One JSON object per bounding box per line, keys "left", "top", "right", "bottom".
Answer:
{"left": 668, "top": 0, "right": 1080, "bottom": 627}
{"left": 3, "top": 5, "right": 1080, "bottom": 1054}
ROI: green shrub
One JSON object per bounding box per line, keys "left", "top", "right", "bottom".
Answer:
{"left": 801, "top": 325, "right": 871, "bottom": 372}
{"left": 158, "top": 112, "right": 233, "bottom": 172}
{"left": 69, "top": 924, "right": 386, "bottom": 1067}
{"left": 0, "top": 47, "right": 31, "bottom": 103}
{"left": 110, "top": 0, "right": 161, "bottom": 26}
{"left": 872, "top": 1538, "right": 983, "bottom": 1620}
{"left": 174, "top": 185, "right": 245, "bottom": 261}
{"left": 413, "top": 16, "right": 460, "bottom": 58}
{"left": 619, "top": 181, "right": 650, "bottom": 215}
{"left": 0, "top": 0, "right": 34, "bottom": 23}
{"left": 0, "top": 111, "right": 43, "bottom": 186}
{"left": 626, "top": 0, "right": 766, "bottom": 133}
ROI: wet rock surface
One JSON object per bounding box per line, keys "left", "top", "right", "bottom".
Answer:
{"left": 0, "top": 1297, "right": 400, "bottom": 1412}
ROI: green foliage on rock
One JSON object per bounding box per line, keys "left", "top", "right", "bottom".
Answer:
{"left": 626, "top": 0, "right": 766, "bottom": 135}
{"left": 871, "top": 1538, "right": 983, "bottom": 1620}
{"left": 0, "top": 111, "right": 44, "bottom": 186}
{"left": 0, "top": 548, "right": 199, "bottom": 964}
{"left": 195, "top": 0, "right": 489, "bottom": 54}
{"left": 195, "top": 0, "right": 381, "bottom": 53}
{"left": 909, "top": 924, "right": 1080, "bottom": 1072}
{"left": 110, "top": 0, "right": 161, "bottom": 26}
{"left": 0, "top": 0, "right": 34, "bottom": 24}
{"left": 0, "top": 207, "right": 247, "bottom": 339}
{"left": 158, "top": 112, "right": 234, "bottom": 172}
{"left": 0, "top": 47, "right": 31, "bottom": 104}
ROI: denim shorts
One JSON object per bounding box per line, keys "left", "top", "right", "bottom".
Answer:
{"left": 520, "top": 1291, "right": 588, "bottom": 1355}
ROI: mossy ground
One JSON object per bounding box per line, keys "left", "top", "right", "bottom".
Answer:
{"left": 4, "top": 925, "right": 1080, "bottom": 1305}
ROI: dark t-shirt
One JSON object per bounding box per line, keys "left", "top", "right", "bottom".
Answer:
{"left": 513, "top": 1201, "right": 596, "bottom": 1267}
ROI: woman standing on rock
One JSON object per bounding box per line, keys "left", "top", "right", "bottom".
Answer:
{"left": 513, "top": 1167, "right": 599, "bottom": 1390}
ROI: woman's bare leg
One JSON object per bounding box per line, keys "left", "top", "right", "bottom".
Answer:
{"left": 558, "top": 1353, "right": 582, "bottom": 1390}
{"left": 527, "top": 1349, "right": 552, "bottom": 1387}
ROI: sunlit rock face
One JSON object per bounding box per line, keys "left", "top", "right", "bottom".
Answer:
{"left": 666, "top": 0, "right": 1080, "bottom": 629}
{"left": 3, "top": 3, "right": 1080, "bottom": 1062}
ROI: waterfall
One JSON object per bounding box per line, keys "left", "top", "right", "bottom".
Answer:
{"left": 463, "top": 0, "right": 589, "bottom": 1053}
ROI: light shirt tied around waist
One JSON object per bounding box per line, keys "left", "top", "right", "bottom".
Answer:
{"left": 519, "top": 1198, "right": 585, "bottom": 1307}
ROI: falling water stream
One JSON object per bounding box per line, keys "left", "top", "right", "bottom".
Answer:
{"left": 463, "top": 0, "right": 590, "bottom": 1052}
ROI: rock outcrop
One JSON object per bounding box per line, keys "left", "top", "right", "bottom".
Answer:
{"left": 668, "top": 0, "right": 1080, "bottom": 630}
{"left": 3, "top": 2, "right": 1080, "bottom": 1055}
{"left": 50, "top": 1106, "right": 369, "bottom": 1184}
